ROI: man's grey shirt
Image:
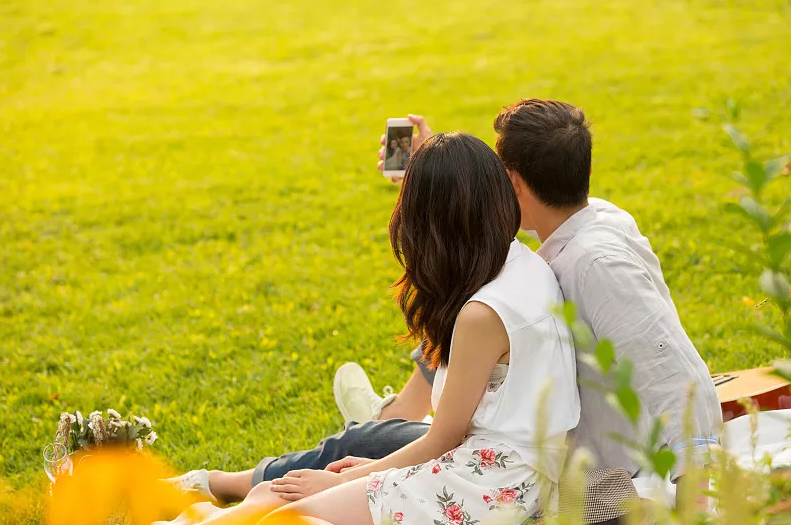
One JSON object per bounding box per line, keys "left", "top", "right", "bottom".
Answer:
{"left": 536, "top": 198, "right": 722, "bottom": 478}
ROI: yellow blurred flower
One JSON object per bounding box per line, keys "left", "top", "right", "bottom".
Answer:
{"left": 49, "top": 450, "right": 193, "bottom": 525}
{"left": 46, "top": 449, "right": 310, "bottom": 525}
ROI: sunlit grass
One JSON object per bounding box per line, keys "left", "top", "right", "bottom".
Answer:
{"left": 1, "top": 0, "right": 790, "bottom": 513}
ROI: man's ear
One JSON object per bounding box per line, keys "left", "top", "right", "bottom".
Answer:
{"left": 506, "top": 169, "right": 523, "bottom": 195}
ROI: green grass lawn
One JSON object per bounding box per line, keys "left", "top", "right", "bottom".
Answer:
{"left": 1, "top": 0, "right": 790, "bottom": 507}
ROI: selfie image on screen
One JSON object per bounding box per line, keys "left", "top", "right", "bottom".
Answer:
{"left": 384, "top": 126, "right": 414, "bottom": 171}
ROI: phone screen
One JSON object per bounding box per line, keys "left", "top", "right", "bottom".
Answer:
{"left": 383, "top": 126, "right": 414, "bottom": 172}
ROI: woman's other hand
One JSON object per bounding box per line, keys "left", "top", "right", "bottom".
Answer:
{"left": 270, "top": 469, "right": 343, "bottom": 501}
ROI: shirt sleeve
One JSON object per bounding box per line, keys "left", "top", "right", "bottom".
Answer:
{"left": 579, "top": 254, "right": 721, "bottom": 472}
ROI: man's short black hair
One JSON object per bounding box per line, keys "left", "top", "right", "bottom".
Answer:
{"left": 494, "top": 99, "right": 591, "bottom": 208}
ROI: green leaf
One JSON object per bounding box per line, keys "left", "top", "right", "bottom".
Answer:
{"left": 748, "top": 324, "right": 791, "bottom": 350}
{"left": 691, "top": 107, "right": 711, "bottom": 120}
{"left": 579, "top": 354, "right": 602, "bottom": 373}
{"left": 724, "top": 196, "right": 773, "bottom": 232}
{"left": 729, "top": 171, "right": 749, "bottom": 188}
{"left": 744, "top": 159, "right": 767, "bottom": 194}
{"left": 648, "top": 416, "right": 664, "bottom": 449}
{"left": 774, "top": 199, "right": 791, "bottom": 229}
{"left": 561, "top": 302, "right": 576, "bottom": 328}
{"left": 595, "top": 340, "right": 615, "bottom": 374}
{"left": 571, "top": 321, "right": 593, "bottom": 349}
{"left": 724, "top": 98, "right": 741, "bottom": 122}
{"left": 651, "top": 449, "right": 677, "bottom": 479}
{"left": 613, "top": 359, "right": 634, "bottom": 391}
{"left": 578, "top": 377, "right": 611, "bottom": 394}
{"left": 767, "top": 232, "right": 791, "bottom": 269}
{"left": 765, "top": 154, "right": 790, "bottom": 181}
{"left": 772, "top": 360, "right": 791, "bottom": 382}
{"left": 616, "top": 387, "right": 641, "bottom": 424}
{"left": 723, "top": 123, "right": 749, "bottom": 153}
{"left": 605, "top": 431, "right": 644, "bottom": 451}
{"left": 759, "top": 269, "right": 790, "bottom": 304}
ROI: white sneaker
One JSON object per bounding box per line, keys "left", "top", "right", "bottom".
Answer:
{"left": 164, "top": 469, "right": 219, "bottom": 504}
{"left": 333, "top": 362, "right": 397, "bottom": 424}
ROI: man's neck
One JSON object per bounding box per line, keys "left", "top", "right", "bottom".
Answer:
{"left": 534, "top": 202, "right": 588, "bottom": 242}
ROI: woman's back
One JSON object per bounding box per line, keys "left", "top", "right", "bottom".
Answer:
{"left": 431, "top": 239, "right": 580, "bottom": 479}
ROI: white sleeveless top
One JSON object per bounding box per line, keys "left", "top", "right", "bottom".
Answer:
{"left": 430, "top": 239, "right": 580, "bottom": 477}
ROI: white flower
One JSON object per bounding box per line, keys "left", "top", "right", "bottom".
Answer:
{"left": 145, "top": 431, "right": 157, "bottom": 445}
{"left": 110, "top": 420, "right": 126, "bottom": 428}
{"left": 133, "top": 416, "right": 152, "bottom": 429}
{"left": 89, "top": 410, "right": 102, "bottom": 419}
{"left": 136, "top": 438, "right": 143, "bottom": 450}
{"left": 107, "top": 409, "right": 121, "bottom": 419}
{"left": 60, "top": 413, "right": 76, "bottom": 424}
{"left": 76, "top": 411, "right": 84, "bottom": 426}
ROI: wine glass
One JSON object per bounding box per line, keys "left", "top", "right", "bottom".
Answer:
{"left": 43, "top": 443, "right": 72, "bottom": 484}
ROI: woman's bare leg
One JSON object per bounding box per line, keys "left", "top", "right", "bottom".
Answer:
{"left": 208, "top": 469, "right": 255, "bottom": 502}
{"left": 266, "top": 478, "right": 373, "bottom": 525}
{"left": 173, "top": 478, "right": 371, "bottom": 525}
{"left": 164, "top": 482, "right": 288, "bottom": 525}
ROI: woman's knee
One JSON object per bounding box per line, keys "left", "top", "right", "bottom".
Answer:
{"left": 265, "top": 501, "right": 307, "bottom": 522}
{"left": 246, "top": 481, "right": 276, "bottom": 504}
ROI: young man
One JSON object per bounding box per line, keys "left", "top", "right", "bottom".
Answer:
{"left": 342, "top": 103, "right": 723, "bottom": 476}
{"left": 171, "top": 102, "right": 721, "bottom": 519}
{"left": 397, "top": 134, "right": 412, "bottom": 169}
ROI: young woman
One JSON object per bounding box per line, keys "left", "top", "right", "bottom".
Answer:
{"left": 384, "top": 137, "right": 401, "bottom": 170}
{"left": 166, "top": 133, "right": 580, "bottom": 525}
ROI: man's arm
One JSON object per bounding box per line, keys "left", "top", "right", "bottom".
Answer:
{"left": 580, "top": 255, "right": 721, "bottom": 478}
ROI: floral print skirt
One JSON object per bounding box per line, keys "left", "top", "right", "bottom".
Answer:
{"left": 366, "top": 437, "right": 548, "bottom": 525}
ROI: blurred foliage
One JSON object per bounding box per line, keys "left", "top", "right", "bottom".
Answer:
{"left": 550, "top": 106, "right": 791, "bottom": 525}
{"left": 714, "top": 99, "right": 791, "bottom": 357}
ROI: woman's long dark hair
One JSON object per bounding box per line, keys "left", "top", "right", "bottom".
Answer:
{"left": 389, "top": 132, "right": 521, "bottom": 369}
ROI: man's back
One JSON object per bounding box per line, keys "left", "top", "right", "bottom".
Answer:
{"left": 537, "top": 198, "right": 722, "bottom": 477}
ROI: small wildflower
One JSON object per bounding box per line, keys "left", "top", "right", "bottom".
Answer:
{"left": 76, "top": 411, "right": 84, "bottom": 426}
{"left": 134, "top": 416, "right": 152, "bottom": 429}
{"left": 107, "top": 409, "right": 121, "bottom": 419}
{"left": 89, "top": 410, "right": 102, "bottom": 419}
{"left": 89, "top": 412, "right": 107, "bottom": 445}
{"left": 145, "top": 431, "right": 158, "bottom": 445}
{"left": 136, "top": 439, "right": 143, "bottom": 450}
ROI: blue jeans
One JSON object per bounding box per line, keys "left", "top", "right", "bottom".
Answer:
{"left": 251, "top": 419, "right": 430, "bottom": 485}
{"left": 251, "top": 345, "right": 434, "bottom": 486}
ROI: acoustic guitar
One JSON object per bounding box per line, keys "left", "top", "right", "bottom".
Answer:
{"left": 714, "top": 367, "right": 791, "bottom": 421}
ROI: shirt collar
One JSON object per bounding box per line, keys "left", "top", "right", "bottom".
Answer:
{"left": 536, "top": 204, "right": 597, "bottom": 263}
{"left": 506, "top": 238, "right": 521, "bottom": 263}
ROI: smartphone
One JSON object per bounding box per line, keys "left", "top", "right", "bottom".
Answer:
{"left": 382, "top": 118, "right": 415, "bottom": 178}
